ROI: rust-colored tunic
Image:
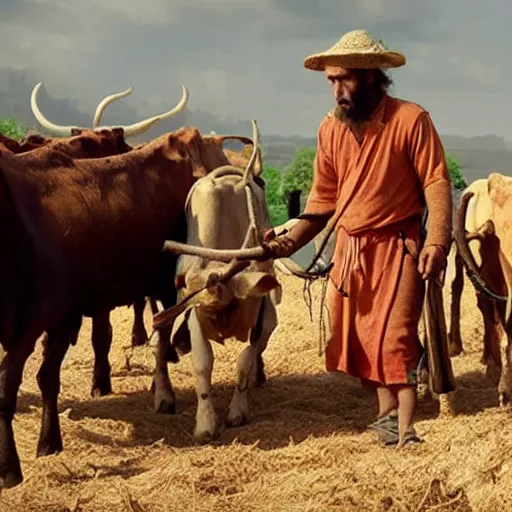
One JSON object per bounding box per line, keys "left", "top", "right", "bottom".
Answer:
{"left": 305, "top": 94, "right": 450, "bottom": 385}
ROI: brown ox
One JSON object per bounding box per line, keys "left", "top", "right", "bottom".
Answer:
{"left": 452, "top": 176, "right": 512, "bottom": 405}
{"left": 25, "top": 83, "right": 191, "bottom": 397}
{"left": 0, "top": 123, "right": 256, "bottom": 488}
{"left": 153, "top": 121, "right": 281, "bottom": 442}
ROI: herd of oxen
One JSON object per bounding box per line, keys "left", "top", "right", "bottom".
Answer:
{"left": 0, "top": 82, "right": 511, "bottom": 489}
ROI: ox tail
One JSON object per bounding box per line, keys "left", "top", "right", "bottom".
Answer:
{"left": 453, "top": 191, "right": 508, "bottom": 302}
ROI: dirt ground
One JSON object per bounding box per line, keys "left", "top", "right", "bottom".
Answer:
{"left": 0, "top": 270, "right": 511, "bottom": 511}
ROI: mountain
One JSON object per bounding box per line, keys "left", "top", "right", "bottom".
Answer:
{"left": 0, "top": 66, "right": 510, "bottom": 182}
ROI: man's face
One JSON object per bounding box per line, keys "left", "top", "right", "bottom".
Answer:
{"left": 324, "top": 66, "right": 376, "bottom": 122}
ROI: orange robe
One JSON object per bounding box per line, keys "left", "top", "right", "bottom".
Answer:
{"left": 305, "top": 94, "right": 450, "bottom": 386}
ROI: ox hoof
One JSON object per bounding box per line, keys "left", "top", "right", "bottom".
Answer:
{"left": 448, "top": 344, "right": 462, "bottom": 358}
{"left": 154, "top": 393, "right": 176, "bottom": 415}
{"left": 36, "top": 442, "right": 62, "bottom": 458}
{"left": 194, "top": 427, "right": 220, "bottom": 445}
{"left": 499, "top": 392, "right": 511, "bottom": 408}
{"left": 131, "top": 331, "right": 148, "bottom": 348}
{"left": 0, "top": 469, "right": 23, "bottom": 489}
{"left": 91, "top": 379, "right": 112, "bottom": 398}
{"left": 250, "top": 357, "right": 267, "bottom": 388}
{"left": 226, "top": 412, "right": 248, "bottom": 428}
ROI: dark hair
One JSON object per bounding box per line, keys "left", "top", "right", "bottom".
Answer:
{"left": 374, "top": 69, "right": 393, "bottom": 92}
{"left": 353, "top": 68, "right": 394, "bottom": 93}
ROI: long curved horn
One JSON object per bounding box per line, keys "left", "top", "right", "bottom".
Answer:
{"left": 95, "top": 84, "right": 189, "bottom": 137}
{"left": 93, "top": 87, "right": 133, "bottom": 128}
{"left": 242, "top": 120, "right": 260, "bottom": 182}
{"left": 453, "top": 191, "right": 508, "bottom": 302}
{"left": 30, "top": 82, "right": 84, "bottom": 136}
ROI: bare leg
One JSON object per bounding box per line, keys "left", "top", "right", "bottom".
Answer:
{"left": 395, "top": 385, "right": 416, "bottom": 448}
{"left": 376, "top": 387, "right": 398, "bottom": 417}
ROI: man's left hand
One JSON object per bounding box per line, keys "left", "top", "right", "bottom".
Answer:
{"left": 417, "top": 245, "right": 446, "bottom": 280}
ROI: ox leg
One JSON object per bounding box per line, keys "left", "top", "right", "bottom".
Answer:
{"left": 0, "top": 334, "right": 39, "bottom": 488}
{"left": 498, "top": 311, "right": 512, "bottom": 406}
{"left": 131, "top": 297, "right": 148, "bottom": 348}
{"left": 149, "top": 297, "right": 160, "bottom": 315}
{"left": 478, "top": 296, "right": 503, "bottom": 389}
{"left": 448, "top": 253, "right": 464, "bottom": 356}
{"left": 188, "top": 308, "right": 218, "bottom": 442}
{"left": 91, "top": 310, "right": 113, "bottom": 397}
{"left": 36, "top": 318, "right": 80, "bottom": 457}
{"left": 227, "top": 297, "right": 278, "bottom": 428}
{"left": 152, "top": 325, "right": 177, "bottom": 414}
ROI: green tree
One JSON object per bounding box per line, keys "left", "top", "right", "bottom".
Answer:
{"left": 446, "top": 152, "right": 467, "bottom": 190}
{"left": 281, "top": 147, "right": 316, "bottom": 198}
{"left": 0, "top": 118, "right": 27, "bottom": 140}
{"left": 262, "top": 165, "right": 287, "bottom": 226}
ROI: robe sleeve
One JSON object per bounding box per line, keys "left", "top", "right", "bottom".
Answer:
{"left": 304, "top": 119, "right": 338, "bottom": 214}
{"left": 408, "top": 111, "right": 453, "bottom": 251}
{"left": 408, "top": 111, "right": 451, "bottom": 189}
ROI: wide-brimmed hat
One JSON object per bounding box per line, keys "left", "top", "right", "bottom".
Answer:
{"left": 303, "top": 29, "right": 406, "bottom": 71}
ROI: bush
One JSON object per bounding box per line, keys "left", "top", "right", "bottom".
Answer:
{"left": 0, "top": 118, "right": 27, "bottom": 141}
{"left": 446, "top": 152, "right": 467, "bottom": 190}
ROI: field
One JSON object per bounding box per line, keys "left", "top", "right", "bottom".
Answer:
{"left": 0, "top": 270, "right": 511, "bottom": 512}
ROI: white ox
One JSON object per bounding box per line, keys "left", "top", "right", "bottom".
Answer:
{"left": 451, "top": 175, "right": 512, "bottom": 405}
{"left": 153, "top": 120, "right": 282, "bottom": 442}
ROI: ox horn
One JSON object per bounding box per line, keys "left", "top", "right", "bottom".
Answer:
{"left": 95, "top": 84, "right": 189, "bottom": 137}
{"left": 93, "top": 87, "right": 134, "bottom": 128}
{"left": 31, "top": 81, "right": 189, "bottom": 138}
{"left": 453, "top": 191, "right": 508, "bottom": 302}
{"left": 242, "top": 120, "right": 261, "bottom": 182}
{"left": 31, "top": 82, "right": 84, "bottom": 137}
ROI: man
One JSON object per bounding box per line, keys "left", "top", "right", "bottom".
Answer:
{"left": 263, "top": 29, "right": 452, "bottom": 448}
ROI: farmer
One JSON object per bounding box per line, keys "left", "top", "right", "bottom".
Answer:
{"left": 263, "top": 29, "right": 452, "bottom": 448}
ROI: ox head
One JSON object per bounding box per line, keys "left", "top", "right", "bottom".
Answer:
{"left": 160, "top": 120, "right": 279, "bottom": 317}
{"left": 454, "top": 177, "right": 510, "bottom": 306}
{"left": 30, "top": 82, "right": 189, "bottom": 138}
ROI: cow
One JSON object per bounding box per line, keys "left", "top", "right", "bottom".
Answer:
{"left": 452, "top": 176, "right": 512, "bottom": 405}
{"left": 0, "top": 121, "right": 260, "bottom": 488}
{"left": 151, "top": 120, "right": 282, "bottom": 442}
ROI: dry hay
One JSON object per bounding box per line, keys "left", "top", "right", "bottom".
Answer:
{"left": 0, "top": 270, "right": 511, "bottom": 511}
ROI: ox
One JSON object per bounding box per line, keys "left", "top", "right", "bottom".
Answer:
{"left": 452, "top": 176, "right": 512, "bottom": 405}
{"left": 25, "top": 83, "right": 192, "bottom": 398}
{"left": 0, "top": 123, "right": 248, "bottom": 487}
{"left": 152, "top": 120, "right": 282, "bottom": 442}
{"left": 91, "top": 85, "right": 263, "bottom": 355}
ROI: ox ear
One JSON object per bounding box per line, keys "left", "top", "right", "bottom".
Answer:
{"left": 230, "top": 271, "right": 279, "bottom": 299}
{"left": 71, "top": 128, "right": 83, "bottom": 136}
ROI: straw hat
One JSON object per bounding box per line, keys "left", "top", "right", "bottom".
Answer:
{"left": 303, "top": 29, "right": 405, "bottom": 71}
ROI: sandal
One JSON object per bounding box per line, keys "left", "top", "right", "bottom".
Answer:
{"left": 382, "top": 428, "right": 424, "bottom": 447}
{"left": 368, "top": 412, "right": 399, "bottom": 444}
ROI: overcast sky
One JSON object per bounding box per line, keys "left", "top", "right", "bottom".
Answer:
{"left": 1, "top": 0, "right": 509, "bottom": 139}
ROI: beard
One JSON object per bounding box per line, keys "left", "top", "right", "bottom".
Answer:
{"left": 334, "top": 87, "right": 379, "bottom": 125}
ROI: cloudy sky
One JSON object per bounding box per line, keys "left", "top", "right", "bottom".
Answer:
{"left": 1, "top": 0, "right": 509, "bottom": 139}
